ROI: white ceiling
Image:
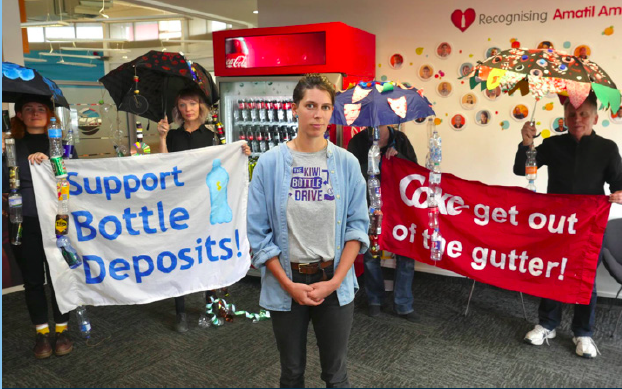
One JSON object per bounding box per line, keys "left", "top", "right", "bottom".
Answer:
{"left": 119, "top": 0, "right": 258, "bottom": 27}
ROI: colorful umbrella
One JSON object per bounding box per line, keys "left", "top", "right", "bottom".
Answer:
{"left": 465, "top": 48, "right": 620, "bottom": 112}
{"left": 330, "top": 81, "right": 435, "bottom": 127}
{"left": 2, "top": 62, "right": 69, "bottom": 108}
{"left": 99, "top": 51, "right": 217, "bottom": 122}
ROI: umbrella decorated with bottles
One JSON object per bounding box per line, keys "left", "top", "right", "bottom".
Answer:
{"left": 464, "top": 47, "right": 621, "bottom": 120}
{"left": 99, "top": 51, "right": 216, "bottom": 122}
{"left": 2, "top": 62, "right": 69, "bottom": 108}
{"left": 330, "top": 81, "right": 436, "bottom": 127}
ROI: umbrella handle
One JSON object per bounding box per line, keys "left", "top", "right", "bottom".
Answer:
{"left": 529, "top": 100, "right": 541, "bottom": 139}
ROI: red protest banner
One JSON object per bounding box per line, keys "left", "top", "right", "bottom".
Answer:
{"left": 379, "top": 157, "right": 611, "bottom": 304}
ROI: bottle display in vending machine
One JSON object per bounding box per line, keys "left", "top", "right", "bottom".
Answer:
{"left": 222, "top": 84, "right": 299, "bottom": 157}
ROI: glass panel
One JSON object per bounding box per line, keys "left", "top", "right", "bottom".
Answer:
{"left": 45, "top": 26, "right": 76, "bottom": 39}
{"left": 211, "top": 21, "right": 227, "bottom": 32}
{"left": 109, "top": 23, "right": 134, "bottom": 41}
{"left": 135, "top": 22, "right": 159, "bottom": 41}
{"left": 26, "top": 27, "right": 45, "bottom": 42}
{"left": 76, "top": 24, "right": 104, "bottom": 39}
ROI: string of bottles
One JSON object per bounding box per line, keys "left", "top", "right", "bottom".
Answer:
{"left": 207, "top": 110, "right": 226, "bottom": 145}
{"left": 525, "top": 144, "right": 537, "bottom": 192}
{"left": 50, "top": 116, "right": 93, "bottom": 339}
{"left": 367, "top": 127, "right": 383, "bottom": 258}
{"left": 425, "top": 118, "right": 443, "bottom": 262}
{"left": 3, "top": 110, "right": 22, "bottom": 245}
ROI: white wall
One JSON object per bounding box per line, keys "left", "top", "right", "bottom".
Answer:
{"left": 258, "top": 0, "right": 622, "bottom": 297}
{"left": 2, "top": 0, "right": 24, "bottom": 66}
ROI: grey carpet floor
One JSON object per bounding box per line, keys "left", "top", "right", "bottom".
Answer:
{"left": 2, "top": 272, "right": 622, "bottom": 388}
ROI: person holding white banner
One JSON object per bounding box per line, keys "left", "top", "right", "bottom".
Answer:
{"left": 2, "top": 96, "right": 78, "bottom": 359}
{"left": 247, "top": 74, "right": 369, "bottom": 388}
{"left": 514, "top": 93, "right": 622, "bottom": 358}
{"left": 157, "top": 87, "right": 250, "bottom": 332}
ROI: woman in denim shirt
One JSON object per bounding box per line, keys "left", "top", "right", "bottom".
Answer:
{"left": 247, "top": 74, "right": 369, "bottom": 388}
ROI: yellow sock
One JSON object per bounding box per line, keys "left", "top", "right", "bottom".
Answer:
{"left": 35, "top": 324, "right": 50, "bottom": 335}
{"left": 56, "top": 322, "right": 68, "bottom": 333}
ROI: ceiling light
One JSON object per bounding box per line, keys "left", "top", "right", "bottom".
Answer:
{"left": 57, "top": 60, "right": 97, "bottom": 68}
{"left": 163, "top": 39, "right": 212, "bottom": 44}
{"left": 40, "top": 52, "right": 102, "bottom": 59}
{"left": 24, "top": 58, "right": 48, "bottom": 63}
{"left": 59, "top": 47, "right": 130, "bottom": 53}
{"left": 253, "top": 10, "right": 258, "bottom": 14}
{"left": 46, "top": 38, "right": 129, "bottom": 43}
{"left": 21, "top": 20, "right": 70, "bottom": 28}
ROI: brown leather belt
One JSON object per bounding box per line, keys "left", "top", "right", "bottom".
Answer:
{"left": 291, "top": 260, "right": 334, "bottom": 275}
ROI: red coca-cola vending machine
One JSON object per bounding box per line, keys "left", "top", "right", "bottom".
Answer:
{"left": 213, "top": 22, "right": 375, "bottom": 153}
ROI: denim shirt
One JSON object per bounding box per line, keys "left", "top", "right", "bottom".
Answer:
{"left": 247, "top": 141, "right": 370, "bottom": 311}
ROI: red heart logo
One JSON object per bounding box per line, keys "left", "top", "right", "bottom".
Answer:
{"left": 451, "top": 8, "right": 476, "bottom": 32}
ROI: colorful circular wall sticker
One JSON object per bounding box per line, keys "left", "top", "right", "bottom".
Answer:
{"left": 537, "top": 40, "right": 555, "bottom": 49}
{"left": 475, "top": 109, "right": 492, "bottom": 126}
{"left": 511, "top": 103, "right": 530, "bottom": 122}
{"left": 460, "top": 92, "right": 478, "bottom": 110}
{"left": 483, "top": 86, "right": 502, "bottom": 101}
{"left": 418, "top": 64, "right": 434, "bottom": 81}
{"left": 450, "top": 113, "right": 467, "bottom": 131}
{"left": 610, "top": 105, "right": 622, "bottom": 124}
{"left": 551, "top": 116, "right": 568, "bottom": 133}
{"left": 458, "top": 62, "right": 474, "bottom": 77}
{"left": 484, "top": 46, "right": 502, "bottom": 59}
{"left": 573, "top": 45, "right": 591, "bottom": 60}
{"left": 436, "top": 81, "right": 453, "bottom": 97}
{"left": 436, "top": 42, "right": 452, "bottom": 59}
{"left": 500, "top": 120, "right": 510, "bottom": 130}
{"left": 389, "top": 54, "right": 405, "bottom": 70}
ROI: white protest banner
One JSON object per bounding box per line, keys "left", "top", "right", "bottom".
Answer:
{"left": 31, "top": 141, "right": 250, "bottom": 313}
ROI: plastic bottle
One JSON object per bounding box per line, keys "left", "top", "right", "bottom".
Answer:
{"left": 206, "top": 159, "right": 233, "bottom": 224}
{"left": 8, "top": 189, "right": 23, "bottom": 224}
{"left": 3, "top": 110, "right": 17, "bottom": 167}
{"left": 75, "top": 306, "right": 91, "bottom": 338}
{"left": 525, "top": 144, "right": 537, "bottom": 181}
{"left": 47, "top": 118, "right": 63, "bottom": 158}
{"left": 367, "top": 127, "right": 381, "bottom": 175}
{"left": 56, "top": 236, "right": 82, "bottom": 269}
{"left": 429, "top": 206, "right": 442, "bottom": 261}
{"left": 63, "top": 128, "right": 75, "bottom": 159}
{"left": 367, "top": 175, "right": 382, "bottom": 209}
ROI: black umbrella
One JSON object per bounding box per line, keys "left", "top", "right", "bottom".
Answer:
{"left": 2, "top": 62, "right": 69, "bottom": 108}
{"left": 99, "top": 51, "right": 217, "bottom": 122}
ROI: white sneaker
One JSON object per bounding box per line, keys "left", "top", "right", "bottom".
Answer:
{"left": 524, "top": 325, "right": 556, "bottom": 345}
{"left": 573, "top": 336, "right": 601, "bottom": 358}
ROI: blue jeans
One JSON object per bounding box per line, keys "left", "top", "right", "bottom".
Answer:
{"left": 364, "top": 250, "right": 415, "bottom": 315}
{"left": 270, "top": 266, "right": 354, "bottom": 388}
{"left": 539, "top": 242, "right": 604, "bottom": 337}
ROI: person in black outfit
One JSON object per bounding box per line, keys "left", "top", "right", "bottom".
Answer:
{"left": 2, "top": 96, "right": 78, "bottom": 358}
{"left": 347, "top": 125, "right": 421, "bottom": 321}
{"left": 515, "top": 93, "right": 622, "bottom": 358}
{"left": 157, "top": 88, "right": 250, "bottom": 332}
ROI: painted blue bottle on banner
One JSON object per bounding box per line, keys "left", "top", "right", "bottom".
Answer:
{"left": 206, "top": 159, "right": 232, "bottom": 224}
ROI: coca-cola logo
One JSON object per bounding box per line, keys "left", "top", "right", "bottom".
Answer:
{"left": 226, "top": 55, "right": 248, "bottom": 68}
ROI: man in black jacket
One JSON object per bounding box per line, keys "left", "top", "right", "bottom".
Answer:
{"left": 347, "top": 125, "right": 420, "bottom": 322}
{"left": 514, "top": 93, "right": 622, "bottom": 358}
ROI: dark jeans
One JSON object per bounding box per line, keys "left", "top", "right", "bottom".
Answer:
{"left": 12, "top": 216, "right": 69, "bottom": 326}
{"left": 270, "top": 266, "right": 354, "bottom": 388}
{"left": 539, "top": 248, "right": 603, "bottom": 337}
{"left": 175, "top": 290, "right": 215, "bottom": 315}
{"left": 364, "top": 250, "right": 415, "bottom": 314}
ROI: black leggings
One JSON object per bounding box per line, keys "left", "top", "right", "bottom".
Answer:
{"left": 12, "top": 216, "right": 69, "bottom": 325}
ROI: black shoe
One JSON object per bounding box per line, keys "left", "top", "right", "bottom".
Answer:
{"left": 34, "top": 333, "right": 53, "bottom": 359}
{"left": 368, "top": 305, "right": 381, "bottom": 318}
{"left": 175, "top": 313, "right": 188, "bottom": 333}
{"left": 398, "top": 311, "right": 420, "bottom": 322}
